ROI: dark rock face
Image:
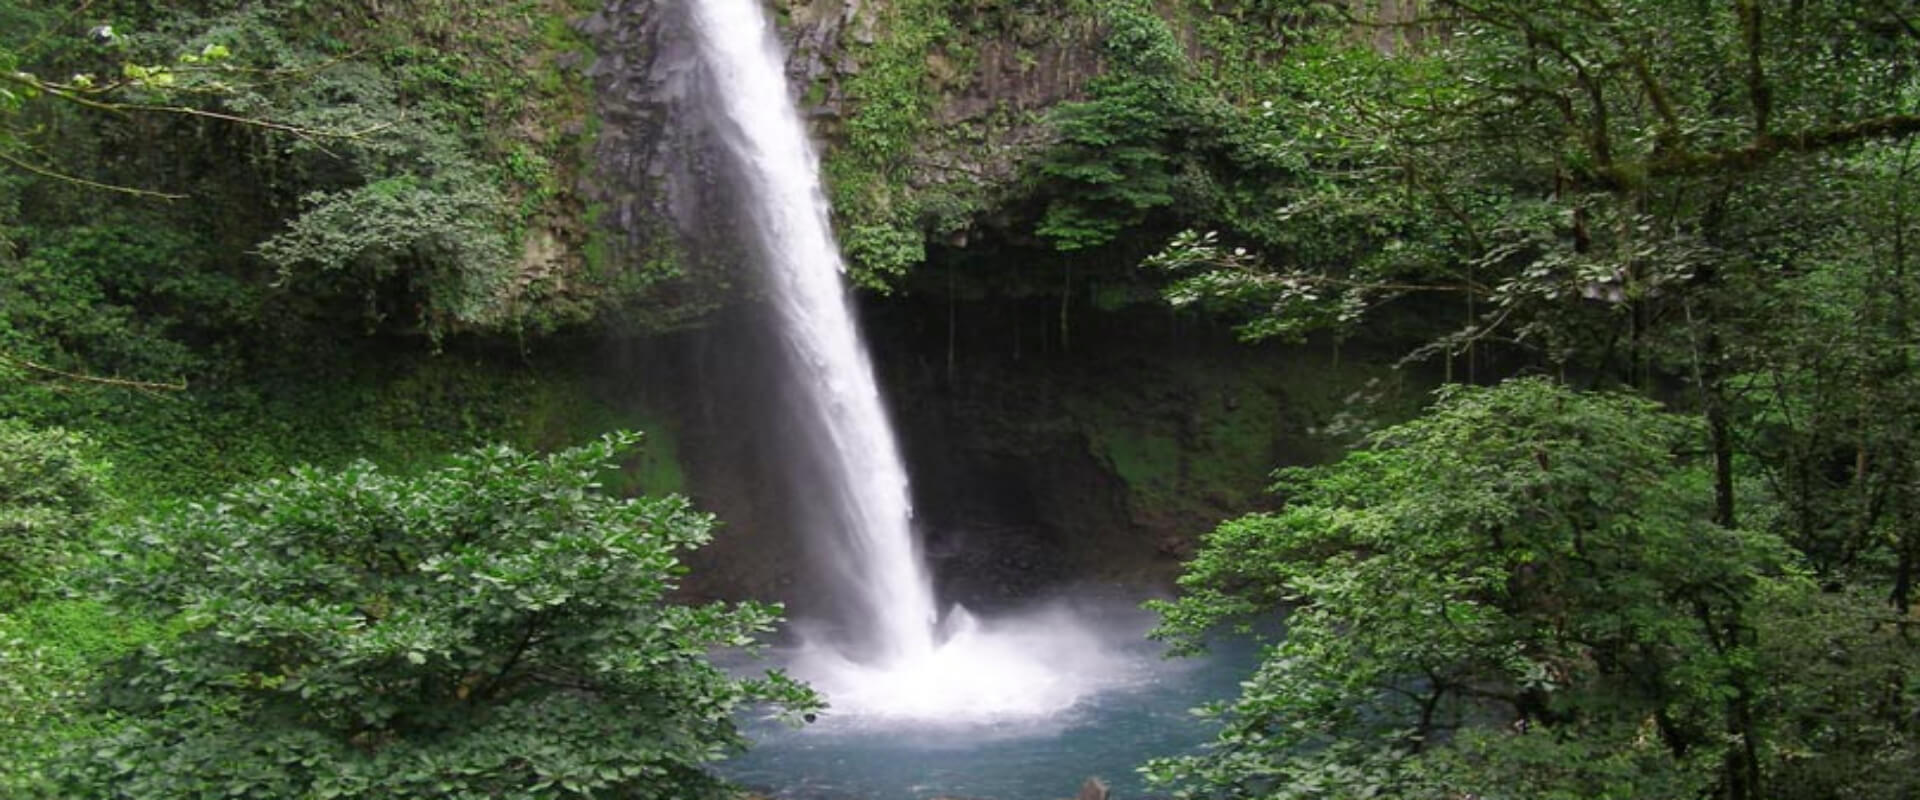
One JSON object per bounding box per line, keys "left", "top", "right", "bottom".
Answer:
{"left": 765, "top": 0, "right": 1113, "bottom": 254}
{"left": 578, "top": 0, "right": 677, "bottom": 241}
{"left": 578, "top": 0, "right": 750, "bottom": 324}
{"left": 580, "top": 0, "right": 811, "bottom": 610}
{"left": 779, "top": 0, "right": 867, "bottom": 97}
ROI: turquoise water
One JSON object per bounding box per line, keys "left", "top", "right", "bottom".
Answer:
{"left": 720, "top": 604, "right": 1261, "bottom": 800}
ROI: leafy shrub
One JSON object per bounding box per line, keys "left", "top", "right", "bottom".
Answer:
{"left": 260, "top": 172, "right": 515, "bottom": 330}
{"left": 0, "top": 422, "right": 116, "bottom": 797}
{"left": 0, "top": 224, "right": 226, "bottom": 387}
{"left": 56, "top": 433, "right": 815, "bottom": 799}
{"left": 0, "top": 420, "right": 104, "bottom": 610}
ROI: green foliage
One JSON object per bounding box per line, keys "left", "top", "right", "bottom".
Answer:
{"left": 1, "top": 0, "right": 607, "bottom": 357}
{"left": 260, "top": 173, "right": 514, "bottom": 330}
{"left": 55, "top": 433, "right": 815, "bottom": 800}
{"left": 1718, "top": 143, "right": 1920, "bottom": 585}
{"left": 823, "top": 0, "right": 961, "bottom": 286}
{"left": 0, "top": 599, "right": 172, "bottom": 797}
{"left": 1034, "top": 0, "right": 1188, "bottom": 252}
{"left": 1147, "top": 0, "right": 1920, "bottom": 357}
{"left": 0, "top": 421, "right": 136, "bottom": 797}
{"left": 0, "top": 222, "right": 238, "bottom": 386}
{"left": 815, "top": 0, "right": 1309, "bottom": 282}
{"left": 0, "top": 0, "right": 645, "bottom": 512}
{"left": 841, "top": 221, "right": 928, "bottom": 286}
{"left": 1138, "top": 0, "right": 1920, "bottom": 615}
{"left": 1149, "top": 379, "right": 1826, "bottom": 799}
{"left": 0, "top": 421, "right": 104, "bottom": 610}
{"left": 1745, "top": 584, "right": 1920, "bottom": 800}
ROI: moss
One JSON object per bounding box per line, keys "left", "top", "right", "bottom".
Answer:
{"left": 1090, "top": 281, "right": 1154, "bottom": 311}
{"left": 802, "top": 77, "right": 830, "bottom": 109}
{"left": 1095, "top": 424, "right": 1186, "bottom": 508}
{"left": 1073, "top": 377, "right": 1278, "bottom": 524}
{"left": 822, "top": 0, "right": 965, "bottom": 286}
{"left": 514, "top": 369, "right": 684, "bottom": 497}
{"left": 627, "top": 424, "right": 686, "bottom": 496}
{"left": 1064, "top": 350, "right": 1414, "bottom": 530}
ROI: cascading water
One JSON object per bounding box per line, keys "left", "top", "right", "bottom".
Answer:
{"left": 687, "top": 0, "right": 936, "bottom": 666}
{"left": 688, "top": 0, "right": 1130, "bottom": 721}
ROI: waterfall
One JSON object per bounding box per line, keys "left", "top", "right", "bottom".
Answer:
{"left": 687, "top": 0, "right": 938, "bottom": 664}
{"left": 687, "top": 0, "right": 1125, "bottom": 720}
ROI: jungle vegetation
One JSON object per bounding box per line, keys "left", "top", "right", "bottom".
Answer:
{"left": 2, "top": 0, "right": 1918, "bottom": 798}
{"left": 1140, "top": 0, "right": 1920, "bottom": 798}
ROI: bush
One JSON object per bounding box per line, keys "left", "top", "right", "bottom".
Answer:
{"left": 0, "top": 420, "right": 104, "bottom": 610}
{"left": 55, "top": 432, "right": 814, "bottom": 799}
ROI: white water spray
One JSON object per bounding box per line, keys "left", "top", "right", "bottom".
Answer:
{"left": 689, "top": 0, "right": 1125, "bottom": 719}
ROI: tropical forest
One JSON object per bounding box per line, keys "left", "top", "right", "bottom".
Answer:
{"left": 1, "top": 0, "right": 1917, "bottom": 798}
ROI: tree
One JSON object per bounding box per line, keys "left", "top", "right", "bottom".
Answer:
{"left": 1153, "top": 0, "right": 1920, "bottom": 353}
{"left": 1145, "top": 0, "right": 1920, "bottom": 603}
{"left": 1720, "top": 140, "right": 1920, "bottom": 605}
{"left": 53, "top": 433, "right": 815, "bottom": 800}
{"left": 1145, "top": 379, "right": 1891, "bottom": 800}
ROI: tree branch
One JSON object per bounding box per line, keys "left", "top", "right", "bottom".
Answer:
{"left": 0, "top": 351, "right": 187, "bottom": 392}
{"left": 1583, "top": 114, "right": 1920, "bottom": 187}
{"left": 0, "top": 149, "right": 187, "bottom": 199}
{"left": 1, "top": 70, "right": 390, "bottom": 143}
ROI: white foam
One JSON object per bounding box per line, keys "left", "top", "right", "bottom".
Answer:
{"left": 785, "top": 600, "right": 1160, "bottom": 725}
